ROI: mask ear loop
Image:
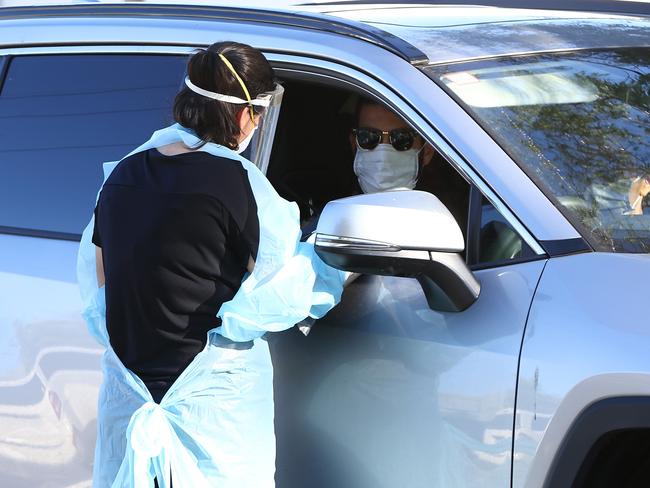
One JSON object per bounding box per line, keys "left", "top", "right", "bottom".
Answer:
{"left": 218, "top": 53, "right": 256, "bottom": 124}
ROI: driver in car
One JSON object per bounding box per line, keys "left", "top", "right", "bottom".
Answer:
{"left": 302, "top": 97, "right": 468, "bottom": 236}
{"left": 350, "top": 98, "right": 467, "bottom": 223}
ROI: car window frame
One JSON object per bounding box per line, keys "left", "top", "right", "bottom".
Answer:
{"left": 466, "top": 184, "right": 543, "bottom": 270}
{"left": 267, "top": 53, "right": 547, "bottom": 270}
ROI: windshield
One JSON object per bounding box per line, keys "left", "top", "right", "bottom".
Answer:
{"left": 428, "top": 48, "right": 650, "bottom": 252}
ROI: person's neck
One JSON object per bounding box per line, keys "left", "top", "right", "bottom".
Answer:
{"left": 156, "top": 142, "right": 197, "bottom": 156}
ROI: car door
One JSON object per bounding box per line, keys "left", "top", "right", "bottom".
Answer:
{"left": 0, "top": 48, "right": 189, "bottom": 487}
{"left": 264, "top": 56, "right": 549, "bottom": 488}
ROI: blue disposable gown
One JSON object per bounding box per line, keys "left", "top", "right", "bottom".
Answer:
{"left": 77, "top": 124, "right": 346, "bottom": 487}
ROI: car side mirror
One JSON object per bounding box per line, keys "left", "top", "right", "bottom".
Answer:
{"left": 314, "top": 190, "right": 480, "bottom": 312}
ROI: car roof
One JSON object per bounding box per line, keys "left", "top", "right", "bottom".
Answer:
{"left": 314, "top": 4, "right": 650, "bottom": 65}
{"left": 1, "top": 1, "right": 649, "bottom": 66}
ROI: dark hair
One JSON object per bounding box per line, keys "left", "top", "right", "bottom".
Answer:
{"left": 173, "top": 41, "right": 275, "bottom": 149}
{"left": 354, "top": 96, "right": 383, "bottom": 127}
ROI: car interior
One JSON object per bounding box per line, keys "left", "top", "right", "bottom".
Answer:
{"left": 266, "top": 78, "right": 360, "bottom": 224}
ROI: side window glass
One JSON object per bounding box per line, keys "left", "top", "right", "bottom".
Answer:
{"left": 472, "top": 193, "right": 535, "bottom": 265}
{"left": 0, "top": 54, "right": 187, "bottom": 238}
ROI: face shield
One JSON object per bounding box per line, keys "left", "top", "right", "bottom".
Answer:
{"left": 184, "top": 76, "right": 284, "bottom": 172}
{"left": 243, "top": 83, "right": 284, "bottom": 173}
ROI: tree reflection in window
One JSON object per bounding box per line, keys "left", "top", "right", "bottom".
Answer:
{"left": 439, "top": 48, "right": 650, "bottom": 252}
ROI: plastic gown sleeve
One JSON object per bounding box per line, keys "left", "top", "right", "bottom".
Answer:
{"left": 76, "top": 124, "right": 347, "bottom": 487}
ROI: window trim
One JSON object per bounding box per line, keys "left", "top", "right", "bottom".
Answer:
{"left": 0, "top": 225, "right": 79, "bottom": 242}
{"left": 466, "top": 184, "right": 483, "bottom": 265}
{"left": 0, "top": 45, "right": 197, "bottom": 57}
{"left": 466, "top": 184, "right": 550, "bottom": 267}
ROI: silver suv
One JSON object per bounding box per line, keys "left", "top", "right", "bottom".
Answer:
{"left": 1, "top": 2, "right": 649, "bottom": 487}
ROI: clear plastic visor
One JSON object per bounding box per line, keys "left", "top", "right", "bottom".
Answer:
{"left": 243, "top": 83, "right": 284, "bottom": 173}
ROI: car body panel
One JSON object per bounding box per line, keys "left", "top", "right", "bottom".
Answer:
{"left": 271, "top": 259, "right": 546, "bottom": 487}
{"left": 0, "top": 233, "right": 101, "bottom": 487}
{"left": 513, "top": 252, "right": 650, "bottom": 487}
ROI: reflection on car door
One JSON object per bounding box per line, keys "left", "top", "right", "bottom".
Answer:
{"left": 272, "top": 259, "right": 545, "bottom": 487}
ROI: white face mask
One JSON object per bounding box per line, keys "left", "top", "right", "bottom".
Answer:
{"left": 353, "top": 143, "right": 420, "bottom": 193}
{"left": 236, "top": 123, "right": 257, "bottom": 154}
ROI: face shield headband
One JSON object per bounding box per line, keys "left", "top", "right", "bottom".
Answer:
{"left": 185, "top": 53, "right": 279, "bottom": 124}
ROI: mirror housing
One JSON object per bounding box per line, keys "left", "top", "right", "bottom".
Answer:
{"left": 315, "top": 191, "right": 480, "bottom": 312}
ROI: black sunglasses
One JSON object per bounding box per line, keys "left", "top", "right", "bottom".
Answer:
{"left": 353, "top": 127, "right": 418, "bottom": 151}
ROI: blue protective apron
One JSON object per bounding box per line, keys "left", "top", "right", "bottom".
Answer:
{"left": 77, "top": 124, "right": 345, "bottom": 487}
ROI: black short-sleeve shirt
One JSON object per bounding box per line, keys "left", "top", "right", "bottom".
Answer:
{"left": 92, "top": 148, "right": 259, "bottom": 401}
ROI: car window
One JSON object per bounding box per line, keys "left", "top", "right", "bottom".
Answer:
{"left": 430, "top": 48, "right": 650, "bottom": 253}
{"left": 474, "top": 195, "right": 535, "bottom": 265}
{"left": 269, "top": 78, "right": 535, "bottom": 267}
{"left": 0, "top": 54, "right": 187, "bottom": 239}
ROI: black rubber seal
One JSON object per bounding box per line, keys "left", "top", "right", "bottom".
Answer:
{"left": 0, "top": 226, "right": 80, "bottom": 242}
{"left": 539, "top": 237, "right": 592, "bottom": 257}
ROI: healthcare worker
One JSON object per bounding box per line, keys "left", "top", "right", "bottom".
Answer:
{"left": 77, "top": 41, "right": 345, "bottom": 488}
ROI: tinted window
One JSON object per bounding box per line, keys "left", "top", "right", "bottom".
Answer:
{"left": 477, "top": 197, "right": 535, "bottom": 264}
{"left": 0, "top": 54, "right": 187, "bottom": 238}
